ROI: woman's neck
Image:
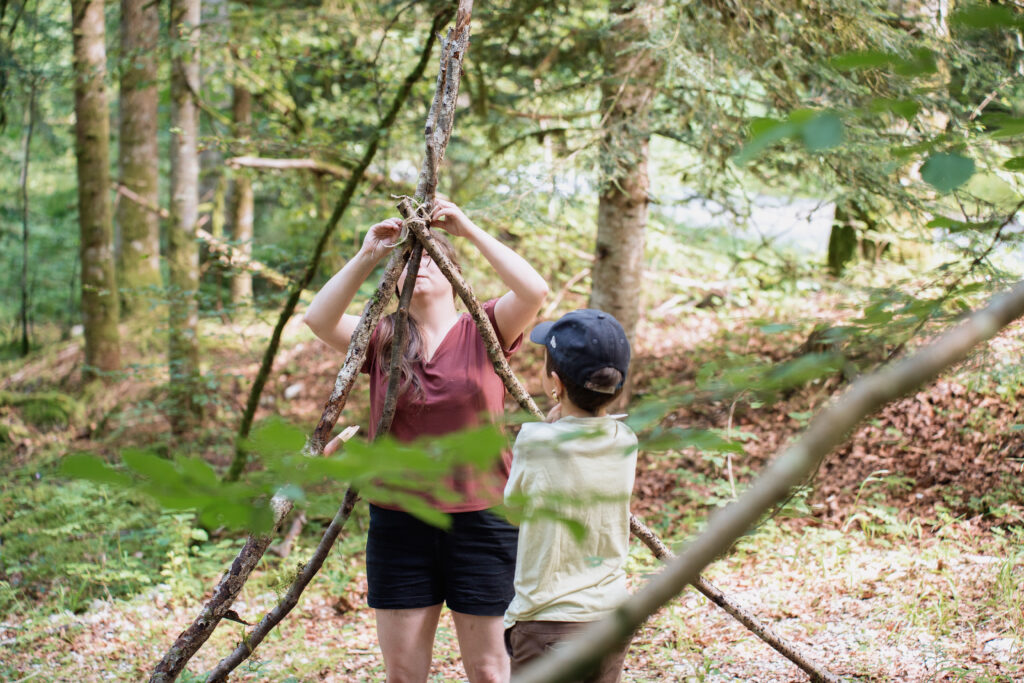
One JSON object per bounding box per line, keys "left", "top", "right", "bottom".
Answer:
{"left": 411, "top": 296, "right": 459, "bottom": 335}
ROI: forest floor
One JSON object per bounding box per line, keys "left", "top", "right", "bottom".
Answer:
{"left": 2, "top": 288, "right": 1023, "bottom": 681}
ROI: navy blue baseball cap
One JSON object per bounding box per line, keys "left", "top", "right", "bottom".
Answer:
{"left": 529, "top": 309, "right": 631, "bottom": 393}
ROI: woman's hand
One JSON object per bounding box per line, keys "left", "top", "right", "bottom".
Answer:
{"left": 429, "top": 198, "right": 473, "bottom": 238}
{"left": 360, "top": 218, "right": 403, "bottom": 261}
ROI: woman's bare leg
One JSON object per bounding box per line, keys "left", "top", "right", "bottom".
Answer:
{"left": 375, "top": 604, "right": 444, "bottom": 683}
{"left": 451, "top": 611, "right": 510, "bottom": 683}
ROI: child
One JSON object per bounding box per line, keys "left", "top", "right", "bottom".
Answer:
{"left": 503, "top": 309, "right": 638, "bottom": 682}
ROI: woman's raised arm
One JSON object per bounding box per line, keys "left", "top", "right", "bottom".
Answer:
{"left": 430, "top": 199, "right": 548, "bottom": 346}
{"left": 302, "top": 218, "right": 402, "bottom": 353}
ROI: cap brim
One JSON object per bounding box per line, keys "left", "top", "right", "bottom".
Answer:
{"left": 529, "top": 320, "right": 555, "bottom": 345}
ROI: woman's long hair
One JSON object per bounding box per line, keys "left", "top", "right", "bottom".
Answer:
{"left": 374, "top": 233, "right": 462, "bottom": 400}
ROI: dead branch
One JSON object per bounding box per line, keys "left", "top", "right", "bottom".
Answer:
{"left": 225, "top": 156, "right": 395, "bottom": 191}
{"left": 267, "top": 511, "right": 305, "bottom": 559}
{"left": 191, "top": 5, "right": 473, "bottom": 681}
{"left": 628, "top": 516, "right": 839, "bottom": 683}
{"left": 114, "top": 183, "right": 295, "bottom": 290}
{"left": 514, "top": 280, "right": 1024, "bottom": 683}
{"left": 225, "top": 155, "right": 350, "bottom": 178}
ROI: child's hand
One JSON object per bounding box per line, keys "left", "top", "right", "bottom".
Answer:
{"left": 545, "top": 403, "right": 562, "bottom": 423}
{"left": 429, "top": 198, "right": 472, "bottom": 238}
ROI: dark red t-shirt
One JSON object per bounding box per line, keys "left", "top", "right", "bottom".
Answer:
{"left": 362, "top": 298, "right": 522, "bottom": 513}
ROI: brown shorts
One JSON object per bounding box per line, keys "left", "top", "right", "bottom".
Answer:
{"left": 504, "top": 620, "right": 631, "bottom": 683}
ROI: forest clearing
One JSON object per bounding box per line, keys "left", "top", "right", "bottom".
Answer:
{"left": 3, "top": 0, "right": 1024, "bottom": 681}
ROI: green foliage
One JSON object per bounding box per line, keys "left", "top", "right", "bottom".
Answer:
{"left": 61, "top": 418, "right": 508, "bottom": 532}
{"left": 0, "top": 479, "right": 161, "bottom": 614}
{"left": 0, "top": 390, "right": 83, "bottom": 429}
{"left": 920, "top": 153, "right": 976, "bottom": 194}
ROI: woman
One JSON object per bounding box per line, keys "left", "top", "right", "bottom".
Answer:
{"left": 303, "top": 198, "right": 548, "bottom": 683}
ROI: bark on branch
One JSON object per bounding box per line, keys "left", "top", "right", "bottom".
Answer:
{"left": 514, "top": 280, "right": 1024, "bottom": 683}
{"left": 151, "top": 5, "right": 474, "bottom": 681}
{"left": 404, "top": 207, "right": 839, "bottom": 680}
{"left": 114, "top": 183, "right": 295, "bottom": 290}
{"left": 150, "top": 8, "right": 454, "bottom": 681}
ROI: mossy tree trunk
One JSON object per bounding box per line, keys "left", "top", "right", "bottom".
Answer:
{"left": 227, "top": 85, "right": 253, "bottom": 304}
{"left": 117, "top": 0, "right": 162, "bottom": 316}
{"left": 168, "top": 0, "right": 202, "bottom": 431}
{"left": 71, "top": 0, "right": 120, "bottom": 378}
{"left": 588, "top": 0, "right": 659, "bottom": 402}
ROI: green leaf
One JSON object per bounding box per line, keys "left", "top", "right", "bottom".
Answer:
{"left": 830, "top": 50, "right": 898, "bottom": 71}
{"left": 1003, "top": 157, "right": 1024, "bottom": 171}
{"left": 763, "top": 353, "right": 843, "bottom": 391}
{"left": 642, "top": 428, "right": 744, "bottom": 454}
{"left": 890, "top": 138, "right": 940, "bottom": 159}
{"left": 175, "top": 456, "right": 219, "bottom": 487}
{"left": 122, "top": 449, "right": 180, "bottom": 483}
{"left": 248, "top": 418, "right": 305, "bottom": 460}
{"left": 830, "top": 48, "right": 935, "bottom": 76}
{"left": 926, "top": 216, "right": 998, "bottom": 233}
{"left": 920, "top": 153, "right": 975, "bottom": 193}
{"left": 951, "top": 5, "right": 1024, "bottom": 30}
{"left": 982, "top": 115, "right": 1024, "bottom": 140}
{"left": 430, "top": 426, "right": 506, "bottom": 469}
{"left": 800, "top": 112, "right": 843, "bottom": 152}
{"left": 759, "top": 323, "right": 796, "bottom": 334}
{"left": 59, "top": 453, "right": 132, "bottom": 487}
{"left": 893, "top": 48, "right": 937, "bottom": 76}
{"left": 870, "top": 98, "right": 921, "bottom": 122}
{"left": 734, "top": 117, "right": 798, "bottom": 164}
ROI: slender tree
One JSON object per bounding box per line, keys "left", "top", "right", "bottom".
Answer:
{"left": 227, "top": 85, "right": 253, "bottom": 303}
{"left": 71, "top": 0, "right": 121, "bottom": 378}
{"left": 589, "top": 0, "right": 659, "bottom": 399}
{"left": 168, "top": 0, "right": 202, "bottom": 430}
{"left": 117, "top": 0, "right": 162, "bottom": 316}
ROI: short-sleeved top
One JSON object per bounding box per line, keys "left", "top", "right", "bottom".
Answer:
{"left": 361, "top": 298, "right": 522, "bottom": 513}
{"left": 503, "top": 416, "right": 638, "bottom": 628}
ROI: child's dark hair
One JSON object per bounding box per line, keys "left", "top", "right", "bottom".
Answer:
{"left": 546, "top": 351, "right": 624, "bottom": 414}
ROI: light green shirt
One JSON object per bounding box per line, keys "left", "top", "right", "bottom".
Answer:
{"left": 503, "top": 415, "right": 638, "bottom": 629}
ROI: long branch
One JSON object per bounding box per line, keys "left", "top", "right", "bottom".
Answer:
{"left": 149, "top": 12, "right": 448, "bottom": 682}
{"left": 628, "top": 516, "right": 839, "bottom": 682}
{"left": 404, "top": 206, "right": 839, "bottom": 679}
{"left": 189, "top": 5, "right": 473, "bottom": 680}
{"left": 114, "top": 183, "right": 296, "bottom": 290}
{"left": 226, "top": 8, "right": 449, "bottom": 481}
{"left": 514, "top": 280, "right": 1024, "bottom": 683}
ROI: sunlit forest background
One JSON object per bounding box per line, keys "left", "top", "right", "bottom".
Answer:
{"left": 2, "top": 0, "right": 1023, "bottom": 680}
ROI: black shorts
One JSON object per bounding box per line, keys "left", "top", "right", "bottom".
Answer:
{"left": 366, "top": 504, "right": 518, "bottom": 616}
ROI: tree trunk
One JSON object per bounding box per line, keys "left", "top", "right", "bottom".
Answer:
{"left": 227, "top": 85, "right": 253, "bottom": 303}
{"left": 20, "top": 80, "right": 35, "bottom": 356}
{"left": 168, "top": 0, "right": 202, "bottom": 431}
{"left": 71, "top": 0, "right": 120, "bottom": 378}
{"left": 588, "top": 0, "right": 659, "bottom": 404}
{"left": 198, "top": 0, "right": 227, "bottom": 242}
{"left": 117, "top": 0, "right": 161, "bottom": 317}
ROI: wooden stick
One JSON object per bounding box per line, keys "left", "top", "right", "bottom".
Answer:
{"left": 515, "top": 280, "right": 1024, "bottom": 682}
{"left": 114, "top": 183, "right": 295, "bottom": 290}
{"left": 148, "top": 8, "right": 454, "bottom": 679}
{"left": 198, "top": 5, "right": 473, "bottom": 681}
{"left": 400, "top": 203, "right": 840, "bottom": 682}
